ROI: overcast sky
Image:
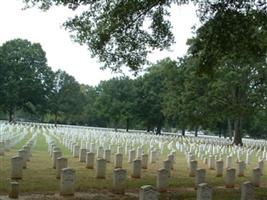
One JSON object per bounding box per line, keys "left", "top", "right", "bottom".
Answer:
{"left": 0, "top": 0, "right": 199, "bottom": 86}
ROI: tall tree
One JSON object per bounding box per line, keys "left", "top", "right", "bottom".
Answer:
{"left": 134, "top": 59, "right": 171, "bottom": 134}
{"left": 0, "top": 39, "right": 52, "bottom": 122}
{"left": 162, "top": 57, "right": 212, "bottom": 136}
{"left": 188, "top": 8, "right": 267, "bottom": 145}
{"left": 47, "top": 70, "right": 84, "bottom": 125}
{"left": 206, "top": 63, "right": 267, "bottom": 145}
{"left": 79, "top": 84, "right": 101, "bottom": 126}
{"left": 95, "top": 77, "right": 135, "bottom": 131}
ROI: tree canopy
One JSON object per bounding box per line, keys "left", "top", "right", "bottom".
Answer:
{"left": 22, "top": 0, "right": 267, "bottom": 72}
{"left": 0, "top": 39, "right": 53, "bottom": 122}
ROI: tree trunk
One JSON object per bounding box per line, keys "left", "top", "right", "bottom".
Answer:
{"left": 54, "top": 112, "right": 58, "bottom": 127}
{"left": 156, "top": 124, "right": 161, "bottom": 135}
{"left": 233, "top": 118, "right": 243, "bottom": 146}
{"left": 181, "top": 128, "right": 185, "bottom": 136}
{"left": 9, "top": 108, "right": 13, "bottom": 123}
{"left": 218, "top": 127, "right": 222, "bottom": 138}
{"left": 194, "top": 127, "right": 198, "bottom": 137}
{"left": 114, "top": 123, "right": 118, "bottom": 132}
{"left": 13, "top": 106, "right": 16, "bottom": 122}
{"left": 223, "top": 129, "right": 227, "bottom": 138}
{"left": 8, "top": 106, "right": 16, "bottom": 123}
{"left": 126, "top": 118, "right": 129, "bottom": 132}
{"left": 227, "top": 119, "right": 232, "bottom": 141}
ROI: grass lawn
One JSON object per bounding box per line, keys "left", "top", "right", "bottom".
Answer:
{"left": 0, "top": 132, "right": 266, "bottom": 200}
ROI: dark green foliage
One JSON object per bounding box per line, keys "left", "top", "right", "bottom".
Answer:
{"left": 0, "top": 39, "right": 53, "bottom": 122}
{"left": 187, "top": 5, "right": 267, "bottom": 144}
{"left": 134, "top": 58, "right": 175, "bottom": 133}
{"left": 23, "top": 0, "right": 178, "bottom": 71}
{"left": 22, "top": 0, "right": 185, "bottom": 71}
{"left": 22, "top": 0, "right": 267, "bottom": 72}
{"left": 94, "top": 77, "right": 136, "bottom": 130}
{"left": 46, "top": 70, "right": 86, "bottom": 125}
{"left": 245, "top": 111, "right": 267, "bottom": 139}
{"left": 189, "top": 8, "right": 267, "bottom": 73}
{"left": 79, "top": 84, "right": 101, "bottom": 126}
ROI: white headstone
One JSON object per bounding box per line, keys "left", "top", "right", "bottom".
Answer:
{"left": 56, "top": 157, "right": 68, "bottom": 179}
{"left": 189, "top": 160, "right": 198, "bottom": 177}
{"left": 73, "top": 145, "right": 80, "bottom": 158}
{"left": 195, "top": 169, "right": 206, "bottom": 189}
{"left": 85, "top": 152, "right": 95, "bottom": 169}
{"left": 96, "top": 158, "right": 106, "bottom": 179}
{"left": 225, "top": 168, "right": 236, "bottom": 188}
{"left": 197, "top": 183, "right": 212, "bottom": 200}
{"left": 128, "top": 150, "right": 136, "bottom": 163}
{"left": 9, "top": 181, "right": 19, "bottom": 199}
{"left": 215, "top": 160, "right": 223, "bottom": 177}
{"left": 139, "top": 185, "right": 158, "bottom": 200}
{"left": 226, "top": 156, "right": 232, "bottom": 169}
{"left": 114, "top": 153, "right": 123, "bottom": 169}
{"left": 104, "top": 149, "right": 111, "bottom": 162}
{"left": 52, "top": 151, "right": 62, "bottom": 169}
{"left": 18, "top": 149, "right": 27, "bottom": 169}
{"left": 132, "top": 159, "right": 141, "bottom": 178}
{"left": 112, "top": 168, "right": 127, "bottom": 194}
{"left": 208, "top": 155, "right": 215, "bottom": 170}
{"left": 252, "top": 168, "right": 261, "bottom": 187}
{"left": 11, "top": 156, "right": 23, "bottom": 180}
{"left": 60, "top": 168, "right": 75, "bottom": 196}
{"left": 150, "top": 150, "right": 157, "bottom": 164}
{"left": 79, "top": 148, "right": 87, "bottom": 162}
{"left": 258, "top": 159, "right": 264, "bottom": 176}
{"left": 156, "top": 168, "right": 168, "bottom": 192}
{"left": 97, "top": 146, "right": 104, "bottom": 158}
{"left": 141, "top": 154, "right": 148, "bottom": 169}
{"left": 237, "top": 161, "right": 246, "bottom": 177}
{"left": 241, "top": 181, "right": 254, "bottom": 200}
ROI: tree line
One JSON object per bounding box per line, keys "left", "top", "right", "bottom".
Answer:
{"left": 1, "top": 38, "right": 267, "bottom": 145}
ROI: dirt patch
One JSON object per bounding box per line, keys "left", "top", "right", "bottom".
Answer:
{"left": 0, "top": 191, "right": 139, "bottom": 200}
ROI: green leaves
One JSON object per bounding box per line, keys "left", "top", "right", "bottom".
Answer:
{"left": 94, "top": 77, "right": 135, "bottom": 128}
{"left": 0, "top": 39, "right": 52, "bottom": 121}
{"left": 22, "top": 0, "right": 267, "bottom": 72}
{"left": 23, "top": 0, "right": 179, "bottom": 71}
{"left": 46, "top": 70, "right": 86, "bottom": 124}
{"left": 191, "top": 7, "right": 267, "bottom": 73}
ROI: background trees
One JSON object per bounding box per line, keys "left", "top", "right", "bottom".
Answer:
{"left": 0, "top": 39, "right": 53, "bottom": 122}
{"left": 45, "top": 70, "right": 86, "bottom": 125}
{"left": 94, "top": 77, "right": 136, "bottom": 131}
{"left": 1, "top": 38, "right": 267, "bottom": 143}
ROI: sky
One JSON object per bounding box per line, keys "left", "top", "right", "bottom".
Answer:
{"left": 0, "top": 0, "right": 199, "bottom": 86}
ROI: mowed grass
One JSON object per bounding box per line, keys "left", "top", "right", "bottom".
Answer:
{"left": 0, "top": 133, "right": 267, "bottom": 200}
